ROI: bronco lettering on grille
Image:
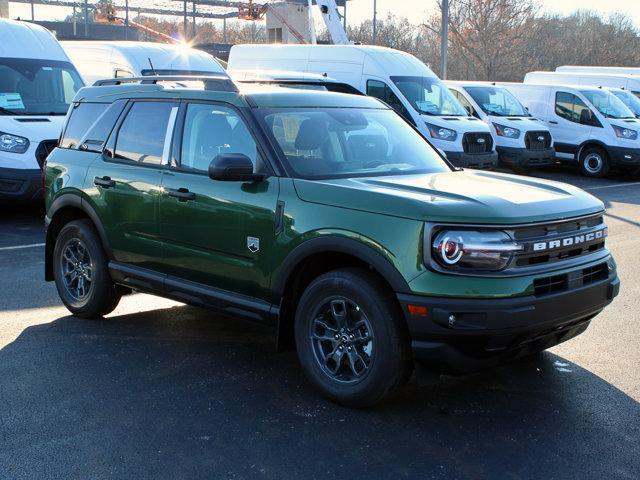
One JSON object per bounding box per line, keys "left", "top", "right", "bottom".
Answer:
{"left": 532, "top": 228, "right": 607, "bottom": 252}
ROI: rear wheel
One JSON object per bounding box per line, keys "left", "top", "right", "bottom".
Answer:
{"left": 53, "top": 219, "right": 121, "bottom": 318}
{"left": 579, "top": 147, "right": 610, "bottom": 178}
{"left": 294, "top": 268, "right": 412, "bottom": 407}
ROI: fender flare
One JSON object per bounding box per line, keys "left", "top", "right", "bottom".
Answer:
{"left": 272, "top": 236, "right": 412, "bottom": 296}
{"left": 576, "top": 139, "right": 610, "bottom": 160}
{"left": 45, "top": 194, "right": 112, "bottom": 280}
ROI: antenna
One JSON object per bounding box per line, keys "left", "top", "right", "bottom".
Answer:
{"left": 148, "top": 58, "right": 157, "bottom": 76}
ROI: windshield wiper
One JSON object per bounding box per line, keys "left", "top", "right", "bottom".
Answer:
{"left": 0, "top": 107, "right": 18, "bottom": 115}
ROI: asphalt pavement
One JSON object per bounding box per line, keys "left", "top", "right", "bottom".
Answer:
{"left": 0, "top": 166, "right": 638, "bottom": 480}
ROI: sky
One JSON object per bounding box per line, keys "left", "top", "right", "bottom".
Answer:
{"left": 8, "top": 0, "right": 640, "bottom": 28}
{"left": 343, "top": 0, "right": 640, "bottom": 26}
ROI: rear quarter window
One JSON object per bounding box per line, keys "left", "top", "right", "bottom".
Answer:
{"left": 60, "top": 100, "right": 126, "bottom": 152}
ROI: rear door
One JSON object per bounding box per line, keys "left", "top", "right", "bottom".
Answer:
{"left": 549, "top": 90, "right": 594, "bottom": 160}
{"left": 86, "top": 99, "right": 179, "bottom": 272}
{"left": 158, "top": 101, "right": 279, "bottom": 301}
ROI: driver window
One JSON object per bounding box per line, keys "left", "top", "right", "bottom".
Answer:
{"left": 366, "top": 80, "right": 414, "bottom": 124}
{"left": 180, "top": 103, "right": 260, "bottom": 173}
{"left": 452, "top": 90, "right": 476, "bottom": 116}
{"left": 555, "top": 92, "right": 591, "bottom": 124}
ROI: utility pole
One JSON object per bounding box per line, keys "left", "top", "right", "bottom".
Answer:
{"left": 192, "top": 1, "right": 196, "bottom": 38}
{"left": 30, "top": 0, "right": 34, "bottom": 20}
{"left": 183, "top": 0, "right": 188, "bottom": 38}
{"left": 83, "top": 0, "right": 88, "bottom": 38}
{"left": 371, "top": 0, "right": 377, "bottom": 44}
{"left": 124, "top": 0, "right": 129, "bottom": 40}
{"left": 440, "top": 0, "right": 449, "bottom": 79}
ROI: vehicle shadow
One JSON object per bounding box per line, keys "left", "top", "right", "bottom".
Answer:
{"left": 0, "top": 304, "right": 637, "bottom": 480}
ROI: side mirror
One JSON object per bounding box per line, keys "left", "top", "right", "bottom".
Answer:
{"left": 208, "top": 153, "right": 265, "bottom": 182}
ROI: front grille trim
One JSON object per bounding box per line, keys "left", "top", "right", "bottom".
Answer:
{"left": 462, "top": 132, "right": 493, "bottom": 154}
{"left": 525, "top": 131, "right": 552, "bottom": 150}
{"left": 425, "top": 212, "right": 611, "bottom": 278}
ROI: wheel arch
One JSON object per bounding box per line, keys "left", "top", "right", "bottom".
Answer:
{"left": 45, "top": 194, "right": 111, "bottom": 281}
{"left": 577, "top": 140, "right": 610, "bottom": 161}
{"left": 273, "top": 236, "right": 411, "bottom": 352}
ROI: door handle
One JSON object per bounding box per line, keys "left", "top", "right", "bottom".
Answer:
{"left": 94, "top": 176, "right": 115, "bottom": 188}
{"left": 548, "top": 121, "right": 558, "bottom": 124}
{"left": 167, "top": 188, "right": 196, "bottom": 202}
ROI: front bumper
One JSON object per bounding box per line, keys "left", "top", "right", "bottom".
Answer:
{"left": 0, "top": 167, "right": 42, "bottom": 202}
{"left": 444, "top": 150, "right": 498, "bottom": 170}
{"left": 606, "top": 146, "right": 640, "bottom": 167}
{"left": 497, "top": 146, "right": 555, "bottom": 169}
{"left": 398, "top": 273, "right": 620, "bottom": 373}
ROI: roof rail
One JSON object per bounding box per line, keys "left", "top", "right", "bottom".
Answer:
{"left": 92, "top": 75, "right": 239, "bottom": 92}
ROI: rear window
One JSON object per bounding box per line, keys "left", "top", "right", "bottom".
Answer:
{"left": 60, "top": 103, "right": 108, "bottom": 149}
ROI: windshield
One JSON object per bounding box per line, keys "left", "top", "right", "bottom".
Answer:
{"left": 610, "top": 90, "right": 640, "bottom": 117}
{"left": 580, "top": 89, "right": 635, "bottom": 119}
{"left": 0, "top": 58, "right": 84, "bottom": 115}
{"left": 391, "top": 76, "right": 468, "bottom": 116}
{"left": 464, "top": 86, "right": 529, "bottom": 117}
{"left": 258, "top": 107, "right": 450, "bottom": 179}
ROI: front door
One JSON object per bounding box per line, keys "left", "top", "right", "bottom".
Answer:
{"left": 549, "top": 90, "right": 594, "bottom": 160}
{"left": 158, "top": 102, "right": 279, "bottom": 301}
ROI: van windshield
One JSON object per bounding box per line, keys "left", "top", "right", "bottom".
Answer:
{"left": 391, "top": 76, "right": 468, "bottom": 116}
{"left": 579, "top": 89, "right": 635, "bottom": 119}
{"left": 0, "top": 58, "right": 84, "bottom": 115}
{"left": 610, "top": 90, "right": 640, "bottom": 117}
{"left": 258, "top": 107, "right": 450, "bottom": 179}
{"left": 464, "top": 86, "right": 529, "bottom": 117}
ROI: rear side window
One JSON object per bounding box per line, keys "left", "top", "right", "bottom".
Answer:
{"left": 114, "top": 101, "right": 178, "bottom": 165}
{"left": 366, "top": 80, "right": 414, "bottom": 125}
{"left": 60, "top": 103, "right": 108, "bottom": 149}
{"left": 555, "top": 92, "right": 590, "bottom": 123}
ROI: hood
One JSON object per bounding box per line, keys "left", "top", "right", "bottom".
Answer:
{"left": 486, "top": 115, "right": 550, "bottom": 131}
{"left": 421, "top": 115, "right": 491, "bottom": 133}
{"left": 293, "top": 170, "right": 604, "bottom": 225}
{"left": 0, "top": 116, "right": 65, "bottom": 142}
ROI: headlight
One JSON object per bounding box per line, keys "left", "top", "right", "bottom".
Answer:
{"left": 430, "top": 229, "right": 522, "bottom": 271}
{"left": 492, "top": 123, "right": 521, "bottom": 138}
{"left": 612, "top": 125, "right": 638, "bottom": 140}
{"left": 425, "top": 123, "right": 457, "bottom": 141}
{"left": 0, "top": 132, "right": 30, "bottom": 154}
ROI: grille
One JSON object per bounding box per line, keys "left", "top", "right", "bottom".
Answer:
{"left": 525, "top": 131, "right": 552, "bottom": 150}
{"left": 511, "top": 214, "right": 606, "bottom": 269}
{"left": 534, "top": 263, "right": 608, "bottom": 296}
{"left": 35, "top": 140, "right": 58, "bottom": 168}
{"left": 462, "top": 132, "right": 493, "bottom": 154}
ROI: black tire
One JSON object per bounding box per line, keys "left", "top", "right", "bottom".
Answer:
{"left": 294, "top": 268, "right": 413, "bottom": 407}
{"left": 53, "top": 219, "right": 121, "bottom": 318}
{"left": 579, "top": 147, "right": 610, "bottom": 178}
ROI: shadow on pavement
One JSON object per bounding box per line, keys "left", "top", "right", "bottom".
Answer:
{"left": 0, "top": 304, "right": 637, "bottom": 479}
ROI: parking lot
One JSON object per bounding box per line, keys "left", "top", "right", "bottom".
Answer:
{"left": 0, "top": 166, "right": 638, "bottom": 479}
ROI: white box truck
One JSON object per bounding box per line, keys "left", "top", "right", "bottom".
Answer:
{"left": 228, "top": 44, "right": 498, "bottom": 170}
{"left": 523, "top": 71, "right": 640, "bottom": 118}
{"left": 446, "top": 81, "right": 554, "bottom": 172}
{"left": 0, "top": 19, "right": 85, "bottom": 202}
{"left": 501, "top": 82, "right": 640, "bottom": 177}
{"left": 61, "top": 41, "right": 226, "bottom": 86}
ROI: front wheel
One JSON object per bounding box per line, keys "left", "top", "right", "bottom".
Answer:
{"left": 579, "top": 147, "right": 610, "bottom": 178}
{"left": 53, "top": 219, "right": 121, "bottom": 318}
{"left": 294, "top": 268, "right": 412, "bottom": 407}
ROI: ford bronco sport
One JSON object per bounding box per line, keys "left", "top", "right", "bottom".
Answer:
{"left": 44, "top": 76, "right": 619, "bottom": 407}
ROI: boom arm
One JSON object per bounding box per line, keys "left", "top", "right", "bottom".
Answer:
{"left": 314, "top": 0, "right": 350, "bottom": 44}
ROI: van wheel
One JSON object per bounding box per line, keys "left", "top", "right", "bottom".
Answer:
{"left": 579, "top": 147, "right": 610, "bottom": 177}
{"left": 53, "top": 219, "right": 121, "bottom": 318}
{"left": 294, "top": 268, "right": 413, "bottom": 407}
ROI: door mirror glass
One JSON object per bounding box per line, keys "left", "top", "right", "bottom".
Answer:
{"left": 208, "top": 153, "right": 265, "bottom": 182}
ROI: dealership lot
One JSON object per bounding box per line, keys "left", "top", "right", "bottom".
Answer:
{"left": 0, "top": 167, "right": 638, "bottom": 479}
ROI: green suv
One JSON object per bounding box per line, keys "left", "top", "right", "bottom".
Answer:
{"left": 44, "top": 76, "right": 620, "bottom": 407}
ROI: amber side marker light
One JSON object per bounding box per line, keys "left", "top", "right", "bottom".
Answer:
{"left": 407, "top": 304, "right": 428, "bottom": 317}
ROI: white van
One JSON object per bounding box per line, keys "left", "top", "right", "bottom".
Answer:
{"left": 446, "top": 81, "right": 554, "bottom": 171}
{"left": 556, "top": 65, "right": 640, "bottom": 76}
{"left": 525, "top": 71, "right": 640, "bottom": 99}
{"left": 0, "top": 19, "right": 85, "bottom": 202}
{"left": 228, "top": 44, "right": 498, "bottom": 169}
{"left": 501, "top": 82, "right": 640, "bottom": 177}
{"left": 525, "top": 71, "right": 640, "bottom": 119}
{"left": 61, "top": 41, "right": 226, "bottom": 86}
